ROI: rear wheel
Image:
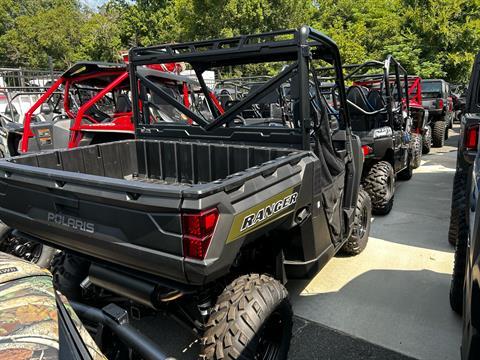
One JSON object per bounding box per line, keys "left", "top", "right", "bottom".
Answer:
{"left": 202, "top": 274, "right": 292, "bottom": 360}
{"left": 0, "top": 222, "right": 56, "bottom": 268}
{"left": 342, "top": 189, "right": 371, "bottom": 255}
{"left": 363, "top": 161, "right": 395, "bottom": 215}
{"left": 51, "top": 252, "right": 90, "bottom": 300}
{"left": 432, "top": 120, "right": 446, "bottom": 147}
{"left": 422, "top": 126, "right": 432, "bottom": 154}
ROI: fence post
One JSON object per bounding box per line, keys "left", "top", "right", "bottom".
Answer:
{"left": 48, "top": 56, "right": 54, "bottom": 82}
{"left": 19, "top": 67, "right": 25, "bottom": 88}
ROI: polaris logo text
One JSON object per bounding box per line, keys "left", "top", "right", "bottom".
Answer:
{"left": 47, "top": 213, "right": 95, "bottom": 234}
{"left": 240, "top": 192, "right": 298, "bottom": 232}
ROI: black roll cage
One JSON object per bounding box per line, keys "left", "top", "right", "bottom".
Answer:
{"left": 319, "top": 55, "right": 410, "bottom": 129}
{"left": 128, "top": 26, "right": 351, "bottom": 150}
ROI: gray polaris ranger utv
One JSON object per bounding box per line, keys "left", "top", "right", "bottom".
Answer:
{"left": 0, "top": 27, "right": 371, "bottom": 359}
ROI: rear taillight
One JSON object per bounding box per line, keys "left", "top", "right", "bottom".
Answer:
{"left": 437, "top": 99, "right": 444, "bottom": 109}
{"left": 182, "top": 208, "right": 219, "bottom": 260}
{"left": 465, "top": 125, "right": 479, "bottom": 150}
{"left": 362, "top": 145, "right": 373, "bottom": 156}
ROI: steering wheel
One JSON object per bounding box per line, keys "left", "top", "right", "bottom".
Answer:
{"left": 83, "top": 106, "right": 111, "bottom": 123}
{"left": 51, "top": 113, "right": 69, "bottom": 123}
{"left": 226, "top": 115, "right": 246, "bottom": 127}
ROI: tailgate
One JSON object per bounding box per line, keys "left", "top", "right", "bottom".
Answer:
{"left": 422, "top": 99, "right": 439, "bottom": 111}
{"left": 0, "top": 162, "right": 188, "bottom": 282}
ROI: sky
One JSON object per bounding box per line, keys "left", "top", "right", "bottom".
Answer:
{"left": 83, "top": 0, "right": 108, "bottom": 9}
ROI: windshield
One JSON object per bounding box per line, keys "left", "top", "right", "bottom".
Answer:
{"left": 422, "top": 81, "right": 442, "bottom": 98}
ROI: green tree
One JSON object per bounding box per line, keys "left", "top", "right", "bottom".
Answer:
{"left": 75, "top": 9, "right": 123, "bottom": 62}
{"left": 174, "top": 0, "right": 314, "bottom": 40}
{"left": 0, "top": 3, "right": 85, "bottom": 68}
{"left": 401, "top": 0, "right": 480, "bottom": 82}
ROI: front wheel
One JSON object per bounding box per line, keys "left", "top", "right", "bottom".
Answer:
{"left": 342, "top": 188, "right": 372, "bottom": 255}
{"left": 363, "top": 161, "right": 395, "bottom": 215}
{"left": 202, "top": 274, "right": 293, "bottom": 360}
{"left": 449, "top": 205, "right": 468, "bottom": 315}
{"left": 397, "top": 153, "right": 413, "bottom": 181}
{"left": 0, "top": 222, "right": 56, "bottom": 268}
{"left": 51, "top": 252, "right": 90, "bottom": 300}
{"left": 448, "top": 171, "right": 467, "bottom": 246}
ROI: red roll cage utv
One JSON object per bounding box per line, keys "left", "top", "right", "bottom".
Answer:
{"left": 11, "top": 62, "right": 133, "bottom": 156}
{"left": 10, "top": 61, "right": 220, "bottom": 156}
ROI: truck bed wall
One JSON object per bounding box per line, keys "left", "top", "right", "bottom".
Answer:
{"left": 10, "top": 140, "right": 293, "bottom": 185}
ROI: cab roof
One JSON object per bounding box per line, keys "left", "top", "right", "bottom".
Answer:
{"left": 62, "top": 61, "right": 127, "bottom": 79}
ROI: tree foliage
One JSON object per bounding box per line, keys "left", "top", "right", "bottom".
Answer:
{"left": 0, "top": 0, "right": 479, "bottom": 83}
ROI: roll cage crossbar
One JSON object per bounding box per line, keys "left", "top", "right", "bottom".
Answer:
{"left": 206, "top": 63, "right": 297, "bottom": 130}
{"left": 129, "top": 26, "right": 351, "bottom": 150}
{"left": 407, "top": 76, "right": 423, "bottom": 108}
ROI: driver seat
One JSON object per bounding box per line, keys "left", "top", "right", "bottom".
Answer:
{"left": 115, "top": 94, "right": 132, "bottom": 114}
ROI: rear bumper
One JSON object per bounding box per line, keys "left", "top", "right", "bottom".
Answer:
{"left": 0, "top": 207, "right": 188, "bottom": 283}
{"left": 427, "top": 109, "right": 443, "bottom": 117}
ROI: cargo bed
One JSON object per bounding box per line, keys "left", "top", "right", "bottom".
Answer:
{"left": 0, "top": 140, "right": 309, "bottom": 283}
{"left": 6, "top": 139, "right": 300, "bottom": 195}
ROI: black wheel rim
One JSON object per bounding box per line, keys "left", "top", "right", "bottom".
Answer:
{"left": 0, "top": 231, "right": 43, "bottom": 263}
{"left": 254, "top": 308, "right": 287, "bottom": 360}
{"left": 358, "top": 205, "right": 369, "bottom": 239}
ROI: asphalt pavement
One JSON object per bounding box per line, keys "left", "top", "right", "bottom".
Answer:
{"left": 134, "top": 125, "right": 462, "bottom": 359}
{"left": 289, "top": 125, "right": 462, "bottom": 360}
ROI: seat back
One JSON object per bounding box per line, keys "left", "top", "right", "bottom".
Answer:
{"left": 115, "top": 93, "right": 132, "bottom": 114}
{"left": 367, "top": 89, "right": 388, "bottom": 127}
{"left": 347, "top": 86, "right": 374, "bottom": 132}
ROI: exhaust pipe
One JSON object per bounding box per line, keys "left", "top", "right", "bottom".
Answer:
{"left": 69, "top": 300, "right": 175, "bottom": 360}
{"left": 89, "top": 264, "right": 182, "bottom": 309}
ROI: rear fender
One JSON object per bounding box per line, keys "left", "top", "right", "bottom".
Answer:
{"left": 372, "top": 136, "right": 394, "bottom": 162}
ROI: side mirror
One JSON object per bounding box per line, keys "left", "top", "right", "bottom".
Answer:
{"left": 40, "top": 103, "right": 52, "bottom": 115}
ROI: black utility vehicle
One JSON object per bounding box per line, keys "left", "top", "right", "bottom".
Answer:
{"left": 461, "top": 142, "right": 480, "bottom": 360}
{"left": 449, "top": 124, "right": 480, "bottom": 360}
{"left": 449, "top": 54, "right": 480, "bottom": 360}
{"left": 448, "top": 54, "right": 480, "bottom": 247}
{"left": 0, "top": 27, "right": 371, "bottom": 359}
{"left": 320, "top": 57, "right": 415, "bottom": 214}
{"left": 421, "top": 79, "right": 454, "bottom": 147}
{"left": 449, "top": 52, "right": 480, "bottom": 334}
